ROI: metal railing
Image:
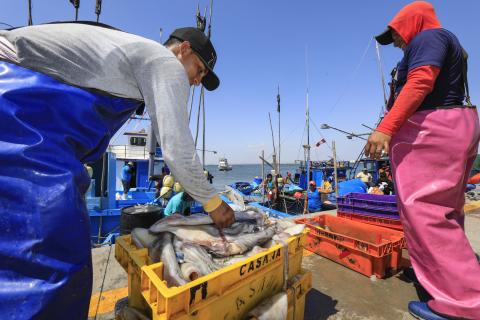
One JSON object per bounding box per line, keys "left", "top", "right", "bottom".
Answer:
{"left": 108, "top": 145, "right": 149, "bottom": 160}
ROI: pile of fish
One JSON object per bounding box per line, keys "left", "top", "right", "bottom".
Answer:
{"left": 131, "top": 206, "right": 304, "bottom": 287}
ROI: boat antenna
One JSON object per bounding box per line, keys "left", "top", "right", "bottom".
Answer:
{"left": 28, "top": 0, "right": 33, "bottom": 26}
{"left": 277, "top": 85, "right": 281, "bottom": 174}
{"left": 375, "top": 40, "right": 388, "bottom": 110}
{"left": 95, "top": 0, "right": 102, "bottom": 23}
{"left": 69, "top": 0, "right": 80, "bottom": 21}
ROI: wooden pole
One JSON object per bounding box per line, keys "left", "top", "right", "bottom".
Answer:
{"left": 333, "top": 141, "right": 339, "bottom": 198}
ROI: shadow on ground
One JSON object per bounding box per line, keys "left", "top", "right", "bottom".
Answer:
{"left": 304, "top": 288, "right": 338, "bottom": 320}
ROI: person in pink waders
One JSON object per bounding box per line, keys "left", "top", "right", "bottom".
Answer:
{"left": 366, "top": 1, "right": 480, "bottom": 319}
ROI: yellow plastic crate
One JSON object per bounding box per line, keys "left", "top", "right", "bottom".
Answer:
{"left": 264, "top": 269, "right": 311, "bottom": 320}
{"left": 115, "top": 230, "right": 306, "bottom": 319}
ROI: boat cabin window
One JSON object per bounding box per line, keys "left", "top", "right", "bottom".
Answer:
{"left": 130, "top": 137, "right": 146, "bottom": 146}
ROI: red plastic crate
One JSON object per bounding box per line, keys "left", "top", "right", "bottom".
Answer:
{"left": 337, "top": 211, "right": 403, "bottom": 231}
{"left": 295, "top": 215, "right": 406, "bottom": 278}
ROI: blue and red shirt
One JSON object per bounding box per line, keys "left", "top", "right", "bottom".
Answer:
{"left": 395, "top": 28, "right": 465, "bottom": 109}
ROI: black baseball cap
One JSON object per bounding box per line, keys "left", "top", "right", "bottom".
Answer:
{"left": 169, "top": 27, "right": 219, "bottom": 91}
{"left": 375, "top": 27, "right": 394, "bottom": 45}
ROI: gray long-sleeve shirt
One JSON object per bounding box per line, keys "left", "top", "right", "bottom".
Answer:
{"left": 0, "top": 23, "right": 217, "bottom": 206}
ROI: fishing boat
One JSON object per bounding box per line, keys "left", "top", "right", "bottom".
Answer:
{"left": 218, "top": 157, "right": 232, "bottom": 171}
{"left": 87, "top": 128, "right": 164, "bottom": 246}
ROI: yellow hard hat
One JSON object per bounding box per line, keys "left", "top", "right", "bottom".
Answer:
{"left": 162, "top": 175, "right": 174, "bottom": 188}
{"left": 173, "top": 182, "right": 184, "bottom": 193}
{"left": 160, "top": 186, "right": 172, "bottom": 199}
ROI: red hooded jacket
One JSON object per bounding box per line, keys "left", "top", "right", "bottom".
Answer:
{"left": 376, "top": 1, "right": 442, "bottom": 136}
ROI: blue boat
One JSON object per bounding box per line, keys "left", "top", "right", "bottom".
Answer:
{"left": 87, "top": 130, "right": 164, "bottom": 246}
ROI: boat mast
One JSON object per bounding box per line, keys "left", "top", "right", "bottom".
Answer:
{"left": 305, "top": 47, "right": 311, "bottom": 183}
{"left": 277, "top": 86, "right": 281, "bottom": 174}
{"left": 268, "top": 112, "right": 278, "bottom": 174}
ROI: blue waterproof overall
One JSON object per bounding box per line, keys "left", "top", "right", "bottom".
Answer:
{"left": 0, "top": 61, "right": 142, "bottom": 319}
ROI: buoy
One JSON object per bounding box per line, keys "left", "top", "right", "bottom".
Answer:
{"left": 163, "top": 175, "right": 174, "bottom": 188}
{"left": 174, "top": 182, "right": 183, "bottom": 193}
{"left": 160, "top": 186, "right": 172, "bottom": 199}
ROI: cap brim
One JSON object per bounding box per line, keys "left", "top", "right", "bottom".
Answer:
{"left": 375, "top": 28, "right": 393, "bottom": 45}
{"left": 202, "top": 70, "right": 219, "bottom": 91}
{"left": 196, "top": 55, "right": 220, "bottom": 91}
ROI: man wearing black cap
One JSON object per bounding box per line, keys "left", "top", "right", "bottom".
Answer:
{"left": 0, "top": 23, "right": 233, "bottom": 318}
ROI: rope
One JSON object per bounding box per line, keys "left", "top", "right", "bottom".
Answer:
{"left": 325, "top": 37, "right": 373, "bottom": 119}
{"left": 296, "top": 123, "right": 307, "bottom": 161}
{"left": 194, "top": 89, "right": 202, "bottom": 147}
{"left": 309, "top": 117, "right": 333, "bottom": 152}
{"left": 94, "top": 243, "right": 113, "bottom": 320}
{"left": 201, "top": 87, "right": 206, "bottom": 166}
{"left": 188, "top": 86, "right": 196, "bottom": 122}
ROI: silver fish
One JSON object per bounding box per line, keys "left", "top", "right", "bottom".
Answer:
{"left": 213, "top": 245, "right": 267, "bottom": 267}
{"left": 150, "top": 233, "right": 187, "bottom": 287}
{"left": 149, "top": 211, "right": 265, "bottom": 234}
{"left": 246, "top": 292, "right": 288, "bottom": 320}
{"left": 182, "top": 243, "right": 218, "bottom": 275}
{"left": 131, "top": 227, "right": 159, "bottom": 249}
{"left": 180, "top": 262, "right": 202, "bottom": 281}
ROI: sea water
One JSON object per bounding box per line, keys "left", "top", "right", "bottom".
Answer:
{"left": 204, "top": 163, "right": 299, "bottom": 192}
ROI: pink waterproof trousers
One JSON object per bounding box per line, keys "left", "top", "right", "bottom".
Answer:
{"left": 391, "top": 107, "right": 480, "bottom": 319}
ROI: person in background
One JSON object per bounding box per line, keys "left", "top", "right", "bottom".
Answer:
{"left": 204, "top": 169, "right": 214, "bottom": 184}
{"left": 305, "top": 181, "right": 321, "bottom": 213}
{"left": 356, "top": 168, "right": 373, "bottom": 187}
{"left": 262, "top": 173, "right": 274, "bottom": 197}
{"left": 285, "top": 171, "right": 295, "bottom": 184}
{"left": 322, "top": 176, "right": 332, "bottom": 192}
{"left": 368, "top": 2, "right": 479, "bottom": 318}
{"left": 121, "top": 161, "right": 134, "bottom": 200}
{"left": 164, "top": 191, "right": 194, "bottom": 216}
{"left": 377, "top": 171, "right": 394, "bottom": 195}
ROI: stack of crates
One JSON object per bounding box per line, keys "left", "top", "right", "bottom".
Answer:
{"left": 115, "top": 228, "right": 311, "bottom": 320}
{"left": 295, "top": 215, "right": 406, "bottom": 278}
{"left": 337, "top": 193, "right": 403, "bottom": 230}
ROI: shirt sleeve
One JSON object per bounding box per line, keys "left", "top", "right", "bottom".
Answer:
{"left": 406, "top": 30, "right": 448, "bottom": 71}
{"left": 376, "top": 65, "right": 440, "bottom": 136}
{"left": 129, "top": 48, "right": 221, "bottom": 211}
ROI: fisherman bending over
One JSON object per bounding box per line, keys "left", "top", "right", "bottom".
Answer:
{"left": 164, "top": 191, "right": 194, "bottom": 216}
{"left": 0, "top": 23, "right": 234, "bottom": 318}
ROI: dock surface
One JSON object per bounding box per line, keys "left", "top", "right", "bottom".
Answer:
{"left": 89, "top": 210, "right": 480, "bottom": 319}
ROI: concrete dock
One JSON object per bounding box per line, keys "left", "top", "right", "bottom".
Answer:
{"left": 89, "top": 210, "right": 480, "bottom": 320}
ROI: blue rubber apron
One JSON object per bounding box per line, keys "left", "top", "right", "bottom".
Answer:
{"left": 0, "top": 61, "right": 142, "bottom": 319}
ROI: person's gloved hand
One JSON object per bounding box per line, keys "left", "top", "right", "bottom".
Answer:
{"left": 209, "top": 201, "right": 235, "bottom": 229}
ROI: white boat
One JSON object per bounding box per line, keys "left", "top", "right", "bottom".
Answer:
{"left": 218, "top": 157, "right": 232, "bottom": 171}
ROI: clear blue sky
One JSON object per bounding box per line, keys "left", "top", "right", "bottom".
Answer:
{"left": 2, "top": 0, "right": 479, "bottom": 164}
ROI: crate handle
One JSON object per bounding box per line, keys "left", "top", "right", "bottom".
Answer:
{"left": 338, "top": 249, "right": 351, "bottom": 259}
